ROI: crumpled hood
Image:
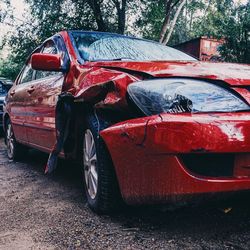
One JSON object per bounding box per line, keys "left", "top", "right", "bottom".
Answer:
{"left": 89, "top": 61, "right": 250, "bottom": 86}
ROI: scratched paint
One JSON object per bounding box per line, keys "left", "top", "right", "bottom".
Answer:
{"left": 84, "top": 61, "right": 250, "bottom": 86}
{"left": 101, "top": 113, "right": 250, "bottom": 204}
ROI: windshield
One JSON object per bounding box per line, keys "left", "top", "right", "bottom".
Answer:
{"left": 70, "top": 32, "right": 196, "bottom": 62}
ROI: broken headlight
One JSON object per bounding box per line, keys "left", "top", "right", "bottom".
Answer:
{"left": 127, "top": 78, "right": 250, "bottom": 116}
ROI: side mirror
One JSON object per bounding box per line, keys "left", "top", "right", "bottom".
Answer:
{"left": 31, "top": 53, "right": 62, "bottom": 72}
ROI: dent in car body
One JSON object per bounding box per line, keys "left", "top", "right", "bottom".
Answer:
{"left": 59, "top": 32, "right": 250, "bottom": 109}
{"left": 4, "top": 31, "right": 250, "bottom": 205}
{"left": 100, "top": 113, "right": 250, "bottom": 204}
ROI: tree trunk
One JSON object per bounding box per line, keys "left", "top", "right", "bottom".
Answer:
{"left": 113, "top": 0, "right": 127, "bottom": 34}
{"left": 163, "top": 0, "right": 186, "bottom": 45}
{"left": 87, "top": 0, "right": 106, "bottom": 31}
{"left": 159, "top": 0, "right": 173, "bottom": 43}
{"left": 159, "top": 0, "right": 182, "bottom": 43}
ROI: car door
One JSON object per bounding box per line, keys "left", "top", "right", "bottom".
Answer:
{"left": 7, "top": 62, "right": 36, "bottom": 143}
{"left": 25, "top": 39, "right": 65, "bottom": 151}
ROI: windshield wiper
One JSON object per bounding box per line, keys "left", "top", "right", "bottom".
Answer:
{"left": 90, "top": 57, "right": 135, "bottom": 62}
{"left": 111, "top": 57, "right": 135, "bottom": 61}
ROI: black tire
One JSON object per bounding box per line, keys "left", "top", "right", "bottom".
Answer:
{"left": 81, "top": 112, "right": 122, "bottom": 214}
{"left": 0, "top": 128, "right": 4, "bottom": 137}
{"left": 5, "top": 118, "right": 27, "bottom": 161}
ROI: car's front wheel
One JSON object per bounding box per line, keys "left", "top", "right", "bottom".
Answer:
{"left": 82, "top": 113, "right": 122, "bottom": 214}
{"left": 5, "top": 119, "right": 27, "bottom": 161}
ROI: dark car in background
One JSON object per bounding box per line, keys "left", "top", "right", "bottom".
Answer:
{"left": 0, "top": 79, "right": 12, "bottom": 131}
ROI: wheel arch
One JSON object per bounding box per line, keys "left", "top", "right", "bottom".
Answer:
{"left": 67, "top": 103, "right": 123, "bottom": 191}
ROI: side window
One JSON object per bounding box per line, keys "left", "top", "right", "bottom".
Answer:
{"left": 20, "top": 63, "right": 35, "bottom": 84}
{"left": 35, "top": 40, "right": 59, "bottom": 80}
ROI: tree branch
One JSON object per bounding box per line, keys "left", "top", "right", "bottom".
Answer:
{"left": 163, "top": 0, "right": 186, "bottom": 45}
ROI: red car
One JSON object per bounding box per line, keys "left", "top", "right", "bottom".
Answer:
{"left": 3, "top": 31, "right": 250, "bottom": 213}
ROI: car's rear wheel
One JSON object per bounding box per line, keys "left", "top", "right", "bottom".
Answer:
{"left": 82, "top": 113, "right": 122, "bottom": 214}
{"left": 5, "top": 119, "right": 27, "bottom": 161}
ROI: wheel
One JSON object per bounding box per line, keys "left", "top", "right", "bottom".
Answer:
{"left": 5, "top": 119, "right": 27, "bottom": 161}
{"left": 82, "top": 113, "right": 122, "bottom": 214}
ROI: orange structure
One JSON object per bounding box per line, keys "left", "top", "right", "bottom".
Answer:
{"left": 174, "top": 36, "right": 224, "bottom": 61}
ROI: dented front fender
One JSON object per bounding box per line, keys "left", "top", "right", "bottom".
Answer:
{"left": 101, "top": 112, "right": 250, "bottom": 154}
{"left": 100, "top": 112, "right": 250, "bottom": 204}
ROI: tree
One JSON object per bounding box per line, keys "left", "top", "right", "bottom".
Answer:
{"left": 187, "top": 0, "right": 249, "bottom": 63}
{"left": 0, "top": 0, "right": 140, "bottom": 80}
{"left": 0, "top": 0, "right": 11, "bottom": 23}
{"left": 1, "top": 0, "right": 249, "bottom": 81}
{"left": 112, "top": 0, "right": 127, "bottom": 34}
{"left": 136, "top": 0, "right": 207, "bottom": 44}
{"left": 135, "top": 0, "right": 250, "bottom": 61}
{"left": 162, "top": 0, "right": 186, "bottom": 45}
{"left": 220, "top": 2, "right": 250, "bottom": 63}
{"left": 25, "top": 0, "right": 131, "bottom": 34}
{"left": 159, "top": 0, "right": 186, "bottom": 45}
{"left": 191, "top": 0, "right": 234, "bottom": 39}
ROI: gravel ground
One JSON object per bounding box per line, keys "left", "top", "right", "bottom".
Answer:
{"left": 0, "top": 136, "right": 250, "bottom": 250}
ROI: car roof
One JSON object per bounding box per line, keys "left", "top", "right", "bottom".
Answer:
{"left": 68, "top": 30, "right": 135, "bottom": 38}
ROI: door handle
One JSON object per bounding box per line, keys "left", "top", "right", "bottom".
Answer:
{"left": 10, "top": 90, "right": 15, "bottom": 96}
{"left": 27, "top": 86, "right": 35, "bottom": 94}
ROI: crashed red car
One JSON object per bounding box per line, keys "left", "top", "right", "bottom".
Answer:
{"left": 3, "top": 31, "right": 250, "bottom": 213}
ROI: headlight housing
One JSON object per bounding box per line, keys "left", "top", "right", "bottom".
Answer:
{"left": 127, "top": 78, "right": 250, "bottom": 116}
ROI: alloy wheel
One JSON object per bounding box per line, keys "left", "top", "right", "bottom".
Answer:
{"left": 6, "top": 123, "right": 14, "bottom": 159}
{"left": 83, "top": 129, "right": 98, "bottom": 200}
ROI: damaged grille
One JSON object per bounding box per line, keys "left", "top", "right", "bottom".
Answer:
{"left": 180, "top": 154, "right": 235, "bottom": 177}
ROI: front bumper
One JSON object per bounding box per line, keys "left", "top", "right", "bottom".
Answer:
{"left": 101, "top": 112, "right": 250, "bottom": 205}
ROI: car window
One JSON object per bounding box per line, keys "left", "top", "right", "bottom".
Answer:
{"left": 20, "top": 63, "right": 35, "bottom": 84}
{"left": 35, "top": 40, "right": 60, "bottom": 80}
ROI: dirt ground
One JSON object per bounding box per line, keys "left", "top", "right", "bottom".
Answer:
{"left": 0, "top": 137, "right": 250, "bottom": 250}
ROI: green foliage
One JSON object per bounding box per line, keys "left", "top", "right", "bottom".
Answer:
{"left": 0, "top": 0, "right": 249, "bottom": 80}
{"left": 220, "top": 3, "right": 250, "bottom": 63}
{"left": 136, "top": 0, "right": 249, "bottom": 63}
{"left": 136, "top": 0, "right": 165, "bottom": 41}
{"left": 0, "top": 56, "right": 23, "bottom": 81}
{"left": 0, "top": 0, "right": 139, "bottom": 79}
